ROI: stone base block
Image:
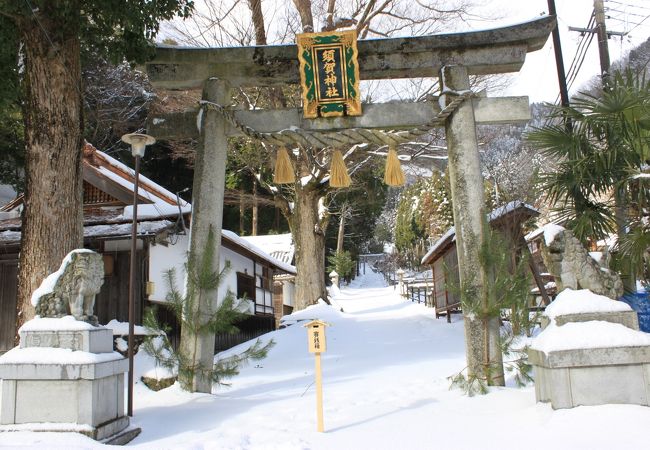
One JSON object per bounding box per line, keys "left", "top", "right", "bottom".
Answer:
{"left": 102, "top": 426, "right": 141, "bottom": 445}
{"left": 19, "top": 327, "right": 114, "bottom": 353}
{"left": 1, "top": 367, "right": 126, "bottom": 427}
{"left": 0, "top": 417, "right": 133, "bottom": 443}
{"left": 541, "top": 310, "right": 640, "bottom": 330}
{"left": 529, "top": 346, "right": 650, "bottom": 409}
{"left": 87, "top": 415, "right": 130, "bottom": 441}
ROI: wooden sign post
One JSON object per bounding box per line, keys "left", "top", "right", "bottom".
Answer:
{"left": 304, "top": 319, "right": 330, "bottom": 432}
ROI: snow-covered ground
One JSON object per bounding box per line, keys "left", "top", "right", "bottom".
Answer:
{"left": 3, "top": 268, "right": 650, "bottom": 449}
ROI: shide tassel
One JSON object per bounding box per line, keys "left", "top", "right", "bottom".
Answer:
{"left": 384, "top": 146, "right": 405, "bottom": 186}
{"left": 273, "top": 146, "right": 295, "bottom": 184}
{"left": 329, "top": 149, "right": 351, "bottom": 188}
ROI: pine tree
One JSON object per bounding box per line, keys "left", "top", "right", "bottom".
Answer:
{"left": 448, "top": 223, "right": 534, "bottom": 395}
{"left": 142, "top": 228, "right": 274, "bottom": 390}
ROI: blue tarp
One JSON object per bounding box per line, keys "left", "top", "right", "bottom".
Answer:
{"left": 620, "top": 292, "right": 650, "bottom": 333}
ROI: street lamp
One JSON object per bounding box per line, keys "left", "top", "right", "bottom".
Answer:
{"left": 120, "top": 133, "right": 155, "bottom": 417}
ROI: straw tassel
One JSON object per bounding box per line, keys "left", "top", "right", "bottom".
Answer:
{"left": 384, "top": 146, "right": 405, "bottom": 186}
{"left": 329, "top": 149, "right": 351, "bottom": 188}
{"left": 273, "top": 146, "right": 295, "bottom": 184}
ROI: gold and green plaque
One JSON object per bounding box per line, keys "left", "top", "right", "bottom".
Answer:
{"left": 296, "top": 30, "right": 361, "bottom": 119}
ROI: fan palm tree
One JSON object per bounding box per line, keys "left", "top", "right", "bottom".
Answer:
{"left": 526, "top": 69, "right": 650, "bottom": 291}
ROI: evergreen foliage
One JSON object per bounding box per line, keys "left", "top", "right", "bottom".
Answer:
{"left": 417, "top": 171, "right": 454, "bottom": 241}
{"left": 448, "top": 223, "right": 534, "bottom": 395}
{"left": 394, "top": 181, "right": 426, "bottom": 252}
{"left": 527, "top": 69, "right": 650, "bottom": 287}
{"left": 142, "top": 228, "right": 274, "bottom": 390}
{"left": 327, "top": 250, "right": 355, "bottom": 281}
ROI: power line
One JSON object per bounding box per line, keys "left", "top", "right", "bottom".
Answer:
{"left": 565, "top": 13, "right": 597, "bottom": 90}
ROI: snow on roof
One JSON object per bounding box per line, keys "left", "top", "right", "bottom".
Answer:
{"left": 422, "top": 201, "right": 539, "bottom": 265}
{"left": 222, "top": 229, "right": 296, "bottom": 275}
{"left": 487, "top": 200, "right": 538, "bottom": 221}
{"left": 544, "top": 288, "right": 632, "bottom": 320}
{"left": 119, "top": 203, "right": 185, "bottom": 220}
{"left": 240, "top": 233, "right": 294, "bottom": 265}
{"left": 420, "top": 227, "right": 455, "bottom": 265}
{"left": 84, "top": 220, "right": 173, "bottom": 239}
{"left": 90, "top": 146, "right": 189, "bottom": 210}
{"left": 0, "top": 220, "right": 174, "bottom": 246}
{"left": 92, "top": 162, "right": 190, "bottom": 218}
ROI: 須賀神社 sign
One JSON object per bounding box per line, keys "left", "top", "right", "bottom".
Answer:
{"left": 296, "top": 30, "right": 361, "bottom": 119}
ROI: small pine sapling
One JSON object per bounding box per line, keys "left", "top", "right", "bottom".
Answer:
{"left": 142, "top": 228, "right": 274, "bottom": 390}
{"left": 448, "top": 223, "right": 536, "bottom": 395}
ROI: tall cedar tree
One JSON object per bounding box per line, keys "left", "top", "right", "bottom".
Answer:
{"left": 0, "top": 0, "right": 193, "bottom": 333}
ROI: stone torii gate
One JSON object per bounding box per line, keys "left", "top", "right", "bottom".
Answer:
{"left": 145, "top": 16, "right": 555, "bottom": 392}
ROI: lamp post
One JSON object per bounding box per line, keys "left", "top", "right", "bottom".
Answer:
{"left": 120, "top": 133, "right": 155, "bottom": 417}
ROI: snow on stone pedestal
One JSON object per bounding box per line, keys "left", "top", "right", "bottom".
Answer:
{"left": 528, "top": 288, "right": 650, "bottom": 409}
{"left": 540, "top": 288, "right": 640, "bottom": 330}
{"left": 0, "top": 317, "right": 130, "bottom": 441}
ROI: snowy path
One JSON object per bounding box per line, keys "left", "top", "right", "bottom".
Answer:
{"left": 3, "top": 270, "right": 650, "bottom": 449}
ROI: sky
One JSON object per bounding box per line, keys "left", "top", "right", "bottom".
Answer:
{"left": 159, "top": 0, "right": 650, "bottom": 104}
{"left": 480, "top": 0, "right": 650, "bottom": 102}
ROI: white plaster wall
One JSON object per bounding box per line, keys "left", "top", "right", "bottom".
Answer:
{"left": 220, "top": 246, "right": 254, "bottom": 303}
{"left": 148, "top": 235, "right": 189, "bottom": 302}
{"left": 149, "top": 235, "right": 261, "bottom": 309}
{"left": 282, "top": 281, "right": 295, "bottom": 307}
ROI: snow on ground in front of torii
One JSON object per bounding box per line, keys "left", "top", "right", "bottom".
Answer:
{"left": 3, "top": 268, "right": 650, "bottom": 449}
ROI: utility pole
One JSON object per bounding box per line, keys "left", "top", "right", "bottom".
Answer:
{"left": 547, "top": 0, "right": 570, "bottom": 107}
{"left": 594, "top": 0, "right": 611, "bottom": 85}
{"left": 568, "top": 0, "right": 626, "bottom": 87}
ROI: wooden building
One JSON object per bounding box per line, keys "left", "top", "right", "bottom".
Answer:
{"left": 0, "top": 144, "right": 295, "bottom": 353}
{"left": 421, "top": 201, "right": 550, "bottom": 321}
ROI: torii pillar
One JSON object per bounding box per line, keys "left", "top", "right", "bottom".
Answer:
{"left": 179, "top": 78, "right": 230, "bottom": 392}
{"left": 441, "top": 66, "right": 503, "bottom": 385}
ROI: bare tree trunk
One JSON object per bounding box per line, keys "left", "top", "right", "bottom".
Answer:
{"left": 326, "top": 0, "right": 336, "bottom": 30}
{"left": 291, "top": 186, "right": 328, "bottom": 310}
{"left": 16, "top": 8, "right": 84, "bottom": 335}
{"left": 336, "top": 203, "right": 349, "bottom": 254}
{"left": 239, "top": 191, "right": 245, "bottom": 235}
{"left": 292, "top": 0, "right": 314, "bottom": 31}
{"left": 248, "top": 0, "right": 267, "bottom": 45}
{"left": 252, "top": 178, "right": 258, "bottom": 236}
{"left": 337, "top": 214, "right": 345, "bottom": 254}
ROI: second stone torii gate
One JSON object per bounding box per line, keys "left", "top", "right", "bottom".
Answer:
{"left": 146, "top": 16, "right": 555, "bottom": 392}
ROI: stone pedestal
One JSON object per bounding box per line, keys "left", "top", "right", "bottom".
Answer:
{"left": 529, "top": 345, "right": 650, "bottom": 409}
{"left": 0, "top": 324, "right": 132, "bottom": 441}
